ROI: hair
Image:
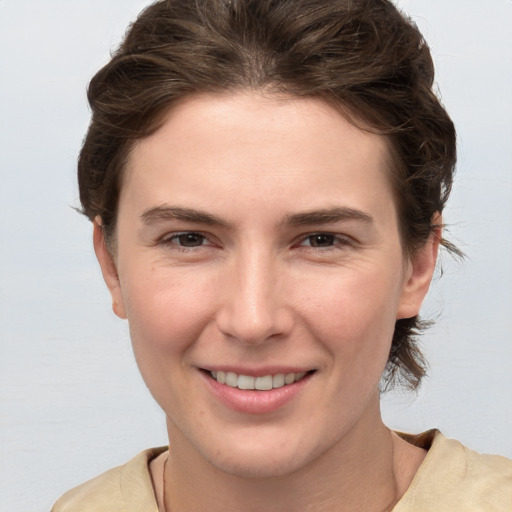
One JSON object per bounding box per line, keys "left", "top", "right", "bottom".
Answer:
{"left": 78, "top": 0, "right": 458, "bottom": 390}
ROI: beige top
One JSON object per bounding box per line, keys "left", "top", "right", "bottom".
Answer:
{"left": 52, "top": 431, "right": 512, "bottom": 512}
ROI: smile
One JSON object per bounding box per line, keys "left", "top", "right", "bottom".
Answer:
{"left": 210, "top": 371, "right": 309, "bottom": 390}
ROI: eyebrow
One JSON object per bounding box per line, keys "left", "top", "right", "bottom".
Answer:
{"left": 141, "top": 205, "right": 230, "bottom": 227}
{"left": 140, "top": 205, "right": 373, "bottom": 228}
{"left": 283, "top": 207, "right": 374, "bottom": 226}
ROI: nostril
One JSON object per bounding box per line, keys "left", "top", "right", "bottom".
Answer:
{"left": 216, "top": 304, "right": 294, "bottom": 346}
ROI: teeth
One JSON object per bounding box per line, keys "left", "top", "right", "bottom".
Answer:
{"left": 210, "top": 370, "right": 309, "bottom": 390}
{"left": 255, "top": 375, "right": 273, "bottom": 390}
{"left": 225, "top": 372, "right": 238, "bottom": 387}
{"left": 238, "top": 375, "right": 255, "bottom": 390}
{"left": 284, "top": 373, "right": 295, "bottom": 385}
{"left": 272, "top": 373, "right": 285, "bottom": 388}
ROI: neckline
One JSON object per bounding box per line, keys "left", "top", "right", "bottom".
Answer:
{"left": 141, "top": 430, "right": 441, "bottom": 512}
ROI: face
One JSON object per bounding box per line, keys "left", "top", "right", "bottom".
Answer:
{"left": 95, "top": 92, "right": 437, "bottom": 478}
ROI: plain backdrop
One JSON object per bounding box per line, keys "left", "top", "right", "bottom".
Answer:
{"left": 1, "top": 1, "right": 511, "bottom": 510}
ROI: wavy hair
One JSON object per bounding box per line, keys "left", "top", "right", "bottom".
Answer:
{"left": 78, "top": 0, "right": 459, "bottom": 389}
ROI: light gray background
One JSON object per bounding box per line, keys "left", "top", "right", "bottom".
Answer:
{"left": 1, "top": 1, "right": 511, "bottom": 510}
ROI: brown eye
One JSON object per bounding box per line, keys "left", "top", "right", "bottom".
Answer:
{"left": 307, "top": 234, "right": 336, "bottom": 247}
{"left": 171, "top": 233, "right": 207, "bottom": 247}
{"left": 297, "top": 233, "right": 353, "bottom": 251}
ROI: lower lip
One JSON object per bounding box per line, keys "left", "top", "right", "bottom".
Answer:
{"left": 201, "top": 371, "right": 313, "bottom": 415}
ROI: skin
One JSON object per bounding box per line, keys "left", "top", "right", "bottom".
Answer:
{"left": 94, "top": 92, "right": 439, "bottom": 511}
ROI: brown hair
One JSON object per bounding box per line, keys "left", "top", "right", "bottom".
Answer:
{"left": 79, "top": 0, "right": 458, "bottom": 389}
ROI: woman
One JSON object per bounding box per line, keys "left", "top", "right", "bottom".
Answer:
{"left": 53, "top": 0, "right": 512, "bottom": 510}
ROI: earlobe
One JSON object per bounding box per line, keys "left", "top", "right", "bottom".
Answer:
{"left": 397, "top": 219, "right": 441, "bottom": 320}
{"left": 92, "top": 217, "right": 127, "bottom": 319}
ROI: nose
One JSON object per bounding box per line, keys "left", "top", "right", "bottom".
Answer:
{"left": 216, "top": 250, "right": 293, "bottom": 345}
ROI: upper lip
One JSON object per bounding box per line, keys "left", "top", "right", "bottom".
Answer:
{"left": 200, "top": 366, "right": 315, "bottom": 377}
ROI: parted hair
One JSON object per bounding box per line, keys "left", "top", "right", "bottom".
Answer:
{"left": 79, "top": 0, "right": 458, "bottom": 389}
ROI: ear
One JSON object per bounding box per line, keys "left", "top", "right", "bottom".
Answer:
{"left": 396, "top": 217, "right": 442, "bottom": 320}
{"left": 93, "top": 217, "right": 127, "bottom": 319}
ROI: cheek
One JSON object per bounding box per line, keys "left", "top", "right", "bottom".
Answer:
{"left": 119, "top": 266, "right": 221, "bottom": 413}
{"left": 121, "top": 265, "right": 219, "bottom": 358}
{"left": 294, "top": 267, "right": 401, "bottom": 366}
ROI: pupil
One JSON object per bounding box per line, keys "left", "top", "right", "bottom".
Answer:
{"left": 179, "top": 233, "right": 203, "bottom": 246}
{"left": 311, "top": 234, "right": 334, "bottom": 247}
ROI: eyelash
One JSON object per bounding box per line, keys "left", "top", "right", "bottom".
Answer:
{"left": 159, "top": 232, "right": 211, "bottom": 251}
{"left": 296, "top": 233, "right": 354, "bottom": 251}
{"left": 159, "top": 231, "right": 354, "bottom": 252}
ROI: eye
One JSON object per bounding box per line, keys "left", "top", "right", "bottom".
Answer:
{"left": 298, "top": 232, "right": 353, "bottom": 249}
{"left": 304, "top": 234, "right": 337, "bottom": 248}
{"left": 162, "top": 232, "right": 208, "bottom": 248}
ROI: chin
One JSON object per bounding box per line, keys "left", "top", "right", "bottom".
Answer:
{"left": 195, "top": 430, "right": 324, "bottom": 479}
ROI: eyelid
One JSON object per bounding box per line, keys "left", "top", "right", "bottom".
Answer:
{"left": 158, "top": 230, "right": 213, "bottom": 249}
{"left": 295, "top": 232, "right": 355, "bottom": 249}
{"left": 155, "top": 230, "right": 355, "bottom": 250}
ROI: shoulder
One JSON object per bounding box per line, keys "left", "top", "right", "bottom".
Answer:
{"left": 395, "top": 431, "right": 512, "bottom": 511}
{"left": 51, "top": 447, "right": 167, "bottom": 512}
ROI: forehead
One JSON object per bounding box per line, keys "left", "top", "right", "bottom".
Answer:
{"left": 121, "top": 92, "right": 395, "bottom": 223}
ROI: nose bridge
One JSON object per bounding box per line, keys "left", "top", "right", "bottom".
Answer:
{"left": 217, "top": 244, "right": 288, "bottom": 344}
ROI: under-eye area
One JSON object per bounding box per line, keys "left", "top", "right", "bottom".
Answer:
{"left": 205, "top": 369, "right": 316, "bottom": 390}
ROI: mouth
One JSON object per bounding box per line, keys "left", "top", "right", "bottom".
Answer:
{"left": 208, "top": 370, "right": 314, "bottom": 390}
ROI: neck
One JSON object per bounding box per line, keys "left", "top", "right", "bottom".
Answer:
{"left": 155, "top": 401, "right": 425, "bottom": 512}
